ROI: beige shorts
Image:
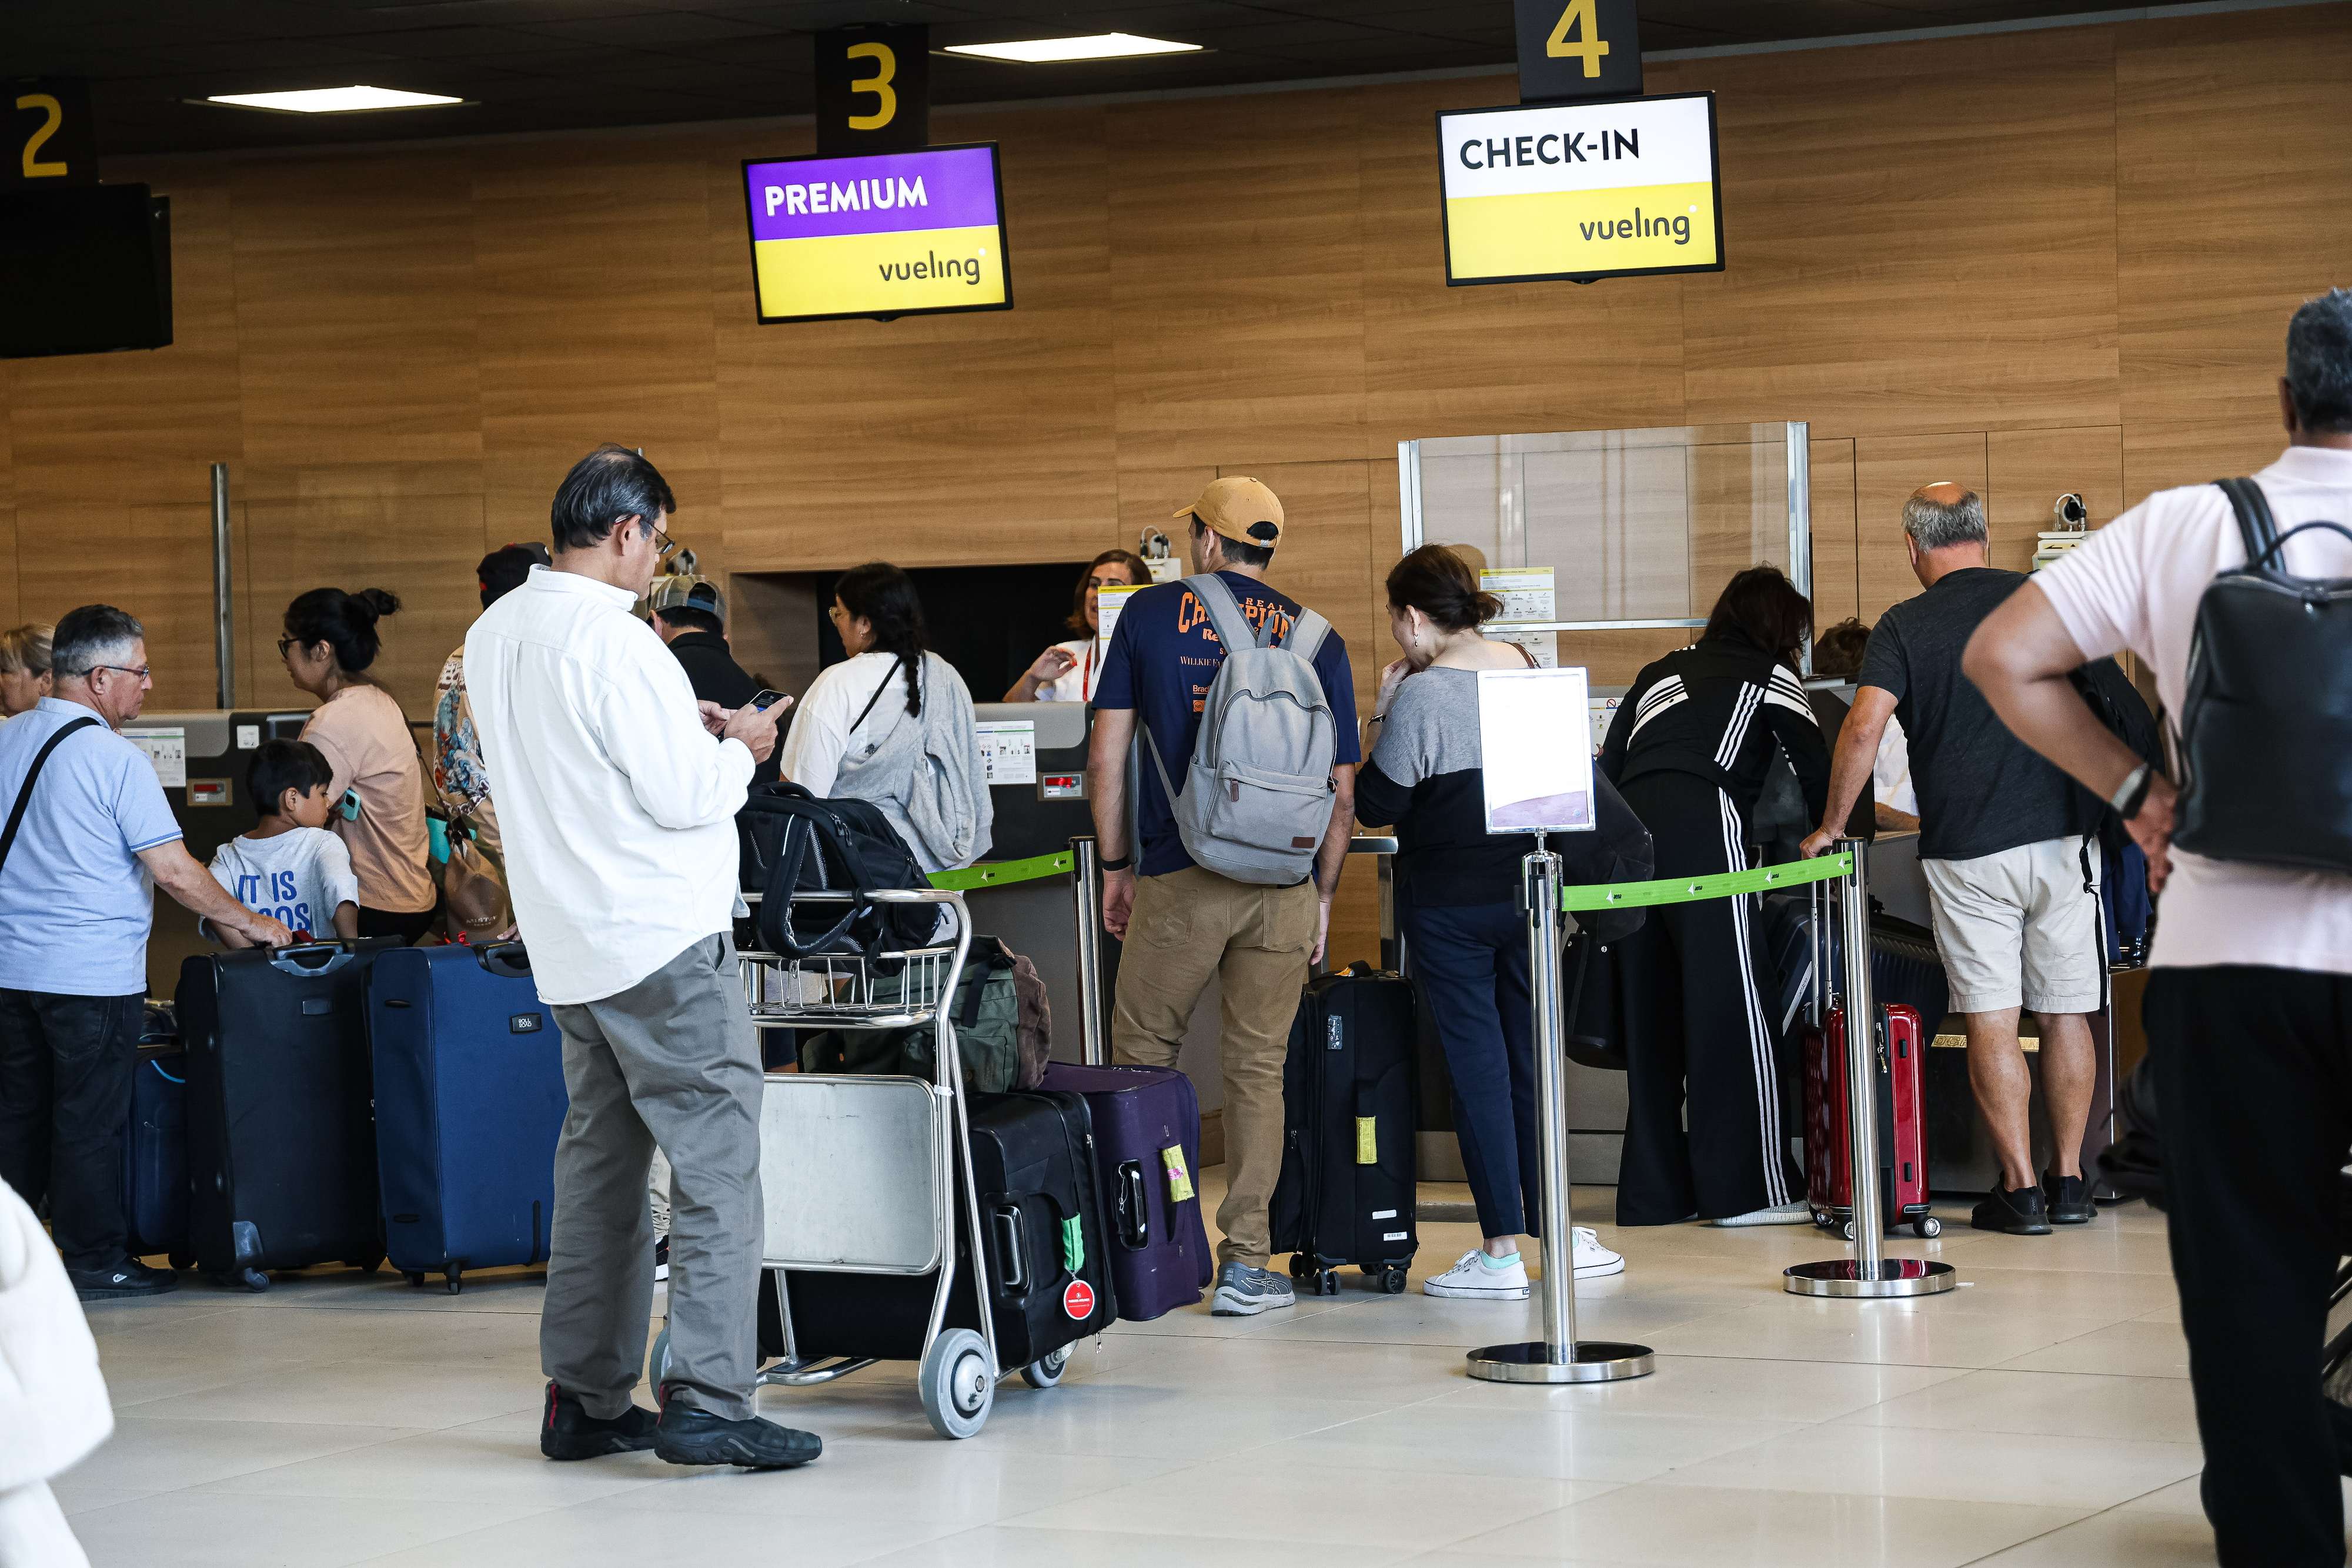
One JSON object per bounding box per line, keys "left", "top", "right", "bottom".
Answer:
{"left": 1921, "top": 835, "right": 2103, "bottom": 1015}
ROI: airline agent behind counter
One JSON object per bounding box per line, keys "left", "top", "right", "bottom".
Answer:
{"left": 1003, "top": 550, "right": 1151, "bottom": 703}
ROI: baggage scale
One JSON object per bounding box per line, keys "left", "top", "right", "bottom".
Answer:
{"left": 647, "top": 885, "right": 1069, "bottom": 1439}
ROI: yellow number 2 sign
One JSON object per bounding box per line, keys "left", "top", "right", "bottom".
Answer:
{"left": 16, "top": 93, "right": 66, "bottom": 178}
{"left": 6, "top": 78, "right": 98, "bottom": 187}
{"left": 844, "top": 41, "right": 897, "bottom": 131}
{"left": 1545, "top": 0, "right": 1611, "bottom": 78}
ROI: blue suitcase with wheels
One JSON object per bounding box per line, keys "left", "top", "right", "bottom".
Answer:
{"left": 123, "top": 1038, "right": 191, "bottom": 1264}
{"left": 366, "top": 942, "right": 566, "bottom": 1293}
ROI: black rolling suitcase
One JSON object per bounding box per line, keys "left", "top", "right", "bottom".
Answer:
{"left": 1270, "top": 962, "right": 1419, "bottom": 1295}
{"left": 767, "top": 1088, "right": 1116, "bottom": 1369}
{"left": 177, "top": 941, "right": 396, "bottom": 1290}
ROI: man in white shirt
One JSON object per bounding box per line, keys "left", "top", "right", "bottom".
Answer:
{"left": 1965, "top": 289, "right": 2352, "bottom": 1568}
{"left": 465, "top": 446, "right": 812, "bottom": 1472}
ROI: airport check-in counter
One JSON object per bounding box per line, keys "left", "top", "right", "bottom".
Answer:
{"left": 123, "top": 708, "right": 313, "bottom": 998}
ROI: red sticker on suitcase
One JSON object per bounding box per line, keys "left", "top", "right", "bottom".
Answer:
{"left": 1063, "top": 1279, "right": 1095, "bottom": 1320}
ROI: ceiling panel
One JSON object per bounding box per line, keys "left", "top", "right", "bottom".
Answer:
{"left": 6, "top": 0, "right": 2225, "bottom": 156}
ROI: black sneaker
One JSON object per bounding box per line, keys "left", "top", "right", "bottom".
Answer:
{"left": 540, "top": 1382, "right": 660, "bottom": 1461}
{"left": 654, "top": 1405, "right": 822, "bottom": 1470}
{"left": 68, "top": 1259, "right": 177, "bottom": 1300}
{"left": 653, "top": 1236, "right": 670, "bottom": 1283}
{"left": 2044, "top": 1171, "right": 2098, "bottom": 1225}
{"left": 1970, "top": 1183, "right": 2054, "bottom": 1235}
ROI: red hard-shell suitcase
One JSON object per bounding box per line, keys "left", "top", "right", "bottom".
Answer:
{"left": 1804, "top": 1001, "right": 1940, "bottom": 1239}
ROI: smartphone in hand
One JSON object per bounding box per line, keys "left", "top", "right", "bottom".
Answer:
{"left": 750, "top": 689, "right": 789, "bottom": 711}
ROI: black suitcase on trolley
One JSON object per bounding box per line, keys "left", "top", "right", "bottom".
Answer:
{"left": 765, "top": 1088, "right": 1117, "bottom": 1366}
{"left": 177, "top": 941, "right": 396, "bottom": 1289}
{"left": 1270, "top": 962, "right": 1419, "bottom": 1295}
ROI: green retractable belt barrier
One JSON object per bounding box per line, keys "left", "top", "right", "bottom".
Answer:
{"left": 1558, "top": 850, "right": 1852, "bottom": 912}
{"left": 926, "top": 851, "right": 1075, "bottom": 892}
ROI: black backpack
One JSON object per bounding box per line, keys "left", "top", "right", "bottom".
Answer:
{"left": 738, "top": 783, "right": 934, "bottom": 971}
{"left": 2173, "top": 479, "right": 2352, "bottom": 874}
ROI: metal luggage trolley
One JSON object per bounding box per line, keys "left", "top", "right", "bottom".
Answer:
{"left": 646, "top": 885, "right": 1065, "bottom": 1440}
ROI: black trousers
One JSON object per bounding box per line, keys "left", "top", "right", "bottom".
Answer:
{"left": 357, "top": 904, "right": 439, "bottom": 944}
{"left": 2147, "top": 965, "right": 2352, "bottom": 1568}
{"left": 0, "top": 987, "right": 145, "bottom": 1272}
{"left": 1614, "top": 771, "right": 1798, "bottom": 1225}
{"left": 1401, "top": 897, "right": 1539, "bottom": 1239}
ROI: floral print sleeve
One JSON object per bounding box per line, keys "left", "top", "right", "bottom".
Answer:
{"left": 433, "top": 648, "right": 493, "bottom": 813}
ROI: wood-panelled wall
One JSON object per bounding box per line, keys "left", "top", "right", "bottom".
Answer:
{"left": 3, "top": 4, "right": 2346, "bottom": 965}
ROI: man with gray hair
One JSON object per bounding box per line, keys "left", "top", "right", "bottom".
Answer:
{"left": 1802, "top": 484, "right": 2104, "bottom": 1236}
{"left": 0, "top": 605, "right": 292, "bottom": 1300}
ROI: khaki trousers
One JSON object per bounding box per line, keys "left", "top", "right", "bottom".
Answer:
{"left": 1111, "top": 865, "right": 1316, "bottom": 1268}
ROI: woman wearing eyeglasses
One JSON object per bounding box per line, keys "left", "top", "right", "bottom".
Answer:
{"left": 281, "top": 588, "right": 437, "bottom": 943}
{"left": 1001, "top": 550, "right": 1150, "bottom": 703}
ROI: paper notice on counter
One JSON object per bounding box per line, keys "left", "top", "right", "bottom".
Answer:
{"left": 1480, "top": 566, "right": 1556, "bottom": 626}
{"left": 1492, "top": 629, "right": 1559, "bottom": 668}
{"left": 976, "top": 720, "right": 1038, "bottom": 786}
{"left": 1589, "top": 694, "right": 1622, "bottom": 754}
{"left": 1477, "top": 667, "right": 1595, "bottom": 835}
{"left": 1095, "top": 583, "right": 1146, "bottom": 658}
{"left": 123, "top": 727, "right": 188, "bottom": 789}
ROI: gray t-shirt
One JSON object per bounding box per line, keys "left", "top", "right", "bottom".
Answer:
{"left": 1857, "top": 567, "right": 2080, "bottom": 862}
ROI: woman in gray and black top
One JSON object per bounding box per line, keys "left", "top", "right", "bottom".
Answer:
{"left": 1357, "top": 546, "right": 1649, "bottom": 1302}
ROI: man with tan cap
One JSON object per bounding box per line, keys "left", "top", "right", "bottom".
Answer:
{"left": 1802, "top": 484, "right": 2103, "bottom": 1236}
{"left": 1089, "top": 476, "right": 1360, "bottom": 1316}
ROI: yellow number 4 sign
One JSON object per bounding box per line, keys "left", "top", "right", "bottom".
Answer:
{"left": 1546, "top": 0, "right": 1611, "bottom": 78}
{"left": 1514, "top": 0, "right": 1642, "bottom": 103}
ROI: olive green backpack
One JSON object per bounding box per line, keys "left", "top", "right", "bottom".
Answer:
{"left": 797, "top": 935, "right": 1049, "bottom": 1092}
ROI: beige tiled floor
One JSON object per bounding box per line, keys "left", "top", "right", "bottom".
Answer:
{"left": 56, "top": 1183, "right": 2249, "bottom": 1567}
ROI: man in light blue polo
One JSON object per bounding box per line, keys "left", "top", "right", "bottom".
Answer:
{"left": 0, "top": 605, "right": 290, "bottom": 1300}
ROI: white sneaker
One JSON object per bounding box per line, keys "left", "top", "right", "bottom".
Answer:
{"left": 1424, "top": 1249, "right": 1531, "bottom": 1299}
{"left": 1571, "top": 1226, "right": 1625, "bottom": 1279}
{"left": 1706, "top": 1201, "right": 1813, "bottom": 1228}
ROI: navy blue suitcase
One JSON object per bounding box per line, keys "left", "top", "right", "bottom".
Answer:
{"left": 123, "top": 1041, "right": 191, "bottom": 1265}
{"left": 368, "top": 942, "right": 566, "bottom": 1293}
{"left": 1036, "top": 1063, "right": 1212, "bottom": 1320}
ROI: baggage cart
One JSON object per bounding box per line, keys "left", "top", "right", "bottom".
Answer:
{"left": 647, "top": 886, "right": 1071, "bottom": 1439}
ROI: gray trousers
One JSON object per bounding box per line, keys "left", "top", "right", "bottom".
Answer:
{"left": 541, "top": 934, "right": 764, "bottom": 1422}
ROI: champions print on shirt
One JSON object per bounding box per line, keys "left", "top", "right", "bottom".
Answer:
{"left": 1173, "top": 585, "right": 1297, "bottom": 713}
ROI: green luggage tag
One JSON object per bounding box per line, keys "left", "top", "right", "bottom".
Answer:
{"left": 1356, "top": 1116, "right": 1377, "bottom": 1165}
{"left": 1061, "top": 1215, "right": 1084, "bottom": 1274}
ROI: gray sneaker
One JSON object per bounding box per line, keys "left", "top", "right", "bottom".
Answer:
{"left": 1211, "top": 1261, "right": 1295, "bottom": 1317}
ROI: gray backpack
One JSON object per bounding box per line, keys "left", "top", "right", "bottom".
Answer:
{"left": 1143, "top": 574, "right": 1338, "bottom": 885}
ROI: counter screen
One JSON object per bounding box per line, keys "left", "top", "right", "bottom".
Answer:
{"left": 1436, "top": 93, "right": 1722, "bottom": 286}
{"left": 741, "top": 143, "right": 1012, "bottom": 324}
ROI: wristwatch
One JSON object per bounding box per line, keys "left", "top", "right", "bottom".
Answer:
{"left": 2110, "top": 763, "right": 2154, "bottom": 821}
{"left": 1098, "top": 853, "right": 1132, "bottom": 872}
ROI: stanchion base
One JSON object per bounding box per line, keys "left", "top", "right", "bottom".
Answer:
{"left": 1783, "top": 1258, "right": 1958, "bottom": 1298}
{"left": 1466, "top": 1340, "right": 1655, "bottom": 1383}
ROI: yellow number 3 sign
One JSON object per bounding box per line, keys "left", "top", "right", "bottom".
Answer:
{"left": 845, "top": 42, "right": 897, "bottom": 131}
{"left": 1545, "top": 0, "right": 1611, "bottom": 78}
{"left": 816, "top": 25, "right": 931, "bottom": 155}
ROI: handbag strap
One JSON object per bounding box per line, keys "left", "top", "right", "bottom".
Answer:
{"left": 849, "top": 656, "right": 909, "bottom": 737}
{"left": 0, "top": 717, "right": 100, "bottom": 880}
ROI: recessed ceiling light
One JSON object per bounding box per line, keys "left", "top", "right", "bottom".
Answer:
{"left": 944, "top": 33, "right": 1202, "bottom": 64}
{"left": 202, "top": 86, "right": 466, "bottom": 113}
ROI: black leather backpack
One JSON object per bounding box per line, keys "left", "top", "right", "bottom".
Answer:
{"left": 2173, "top": 479, "right": 2352, "bottom": 874}
{"left": 737, "top": 782, "right": 934, "bottom": 971}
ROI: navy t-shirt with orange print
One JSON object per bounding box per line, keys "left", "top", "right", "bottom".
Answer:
{"left": 1093, "top": 570, "right": 1360, "bottom": 877}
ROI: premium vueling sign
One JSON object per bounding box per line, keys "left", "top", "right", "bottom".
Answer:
{"left": 740, "top": 143, "right": 1011, "bottom": 324}
{"left": 1437, "top": 92, "right": 1722, "bottom": 286}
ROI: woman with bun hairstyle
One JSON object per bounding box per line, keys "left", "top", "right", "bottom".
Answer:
{"left": 0, "top": 623, "right": 54, "bottom": 717}
{"left": 1003, "top": 549, "right": 1151, "bottom": 703}
{"left": 282, "top": 587, "right": 437, "bottom": 941}
{"left": 1354, "top": 545, "right": 1649, "bottom": 1301}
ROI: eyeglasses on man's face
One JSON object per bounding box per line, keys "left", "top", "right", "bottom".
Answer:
{"left": 637, "top": 517, "right": 674, "bottom": 557}
{"left": 90, "top": 664, "right": 151, "bottom": 683}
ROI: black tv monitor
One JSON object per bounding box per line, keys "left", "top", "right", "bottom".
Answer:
{"left": 0, "top": 182, "right": 173, "bottom": 358}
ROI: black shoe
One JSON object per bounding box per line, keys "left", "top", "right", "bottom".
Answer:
{"left": 1970, "top": 1183, "right": 2053, "bottom": 1235}
{"left": 654, "top": 1406, "right": 823, "bottom": 1470}
{"left": 2044, "top": 1171, "right": 2098, "bottom": 1225}
{"left": 540, "top": 1382, "right": 660, "bottom": 1461}
{"left": 653, "top": 1236, "right": 670, "bottom": 1283}
{"left": 68, "top": 1259, "right": 177, "bottom": 1300}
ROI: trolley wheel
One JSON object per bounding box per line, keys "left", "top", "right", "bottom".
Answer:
{"left": 444, "top": 1268, "right": 463, "bottom": 1295}
{"left": 1020, "top": 1345, "right": 1072, "bottom": 1390}
{"left": 1379, "top": 1266, "right": 1409, "bottom": 1295}
{"left": 1914, "top": 1216, "right": 1943, "bottom": 1239}
{"left": 405, "top": 1271, "right": 426, "bottom": 1289}
{"left": 1840, "top": 1219, "right": 1857, "bottom": 1242}
{"left": 647, "top": 1325, "right": 673, "bottom": 1395}
{"left": 920, "top": 1328, "right": 995, "bottom": 1440}
{"left": 1287, "top": 1253, "right": 1311, "bottom": 1281}
{"left": 1317, "top": 1269, "right": 1341, "bottom": 1298}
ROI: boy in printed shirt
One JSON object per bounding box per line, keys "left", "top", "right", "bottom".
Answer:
{"left": 206, "top": 741, "right": 360, "bottom": 946}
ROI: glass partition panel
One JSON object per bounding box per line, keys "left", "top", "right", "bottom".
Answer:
{"left": 1399, "top": 422, "right": 1812, "bottom": 663}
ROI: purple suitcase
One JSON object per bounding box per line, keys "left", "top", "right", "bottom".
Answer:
{"left": 1037, "top": 1063, "right": 1212, "bottom": 1320}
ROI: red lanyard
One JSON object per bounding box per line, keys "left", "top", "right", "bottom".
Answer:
{"left": 1081, "top": 640, "right": 1096, "bottom": 700}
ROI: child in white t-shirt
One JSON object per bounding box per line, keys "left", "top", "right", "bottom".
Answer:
{"left": 206, "top": 740, "right": 360, "bottom": 947}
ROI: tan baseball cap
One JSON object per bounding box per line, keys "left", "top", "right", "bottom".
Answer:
{"left": 1174, "top": 476, "right": 1284, "bottom": 548}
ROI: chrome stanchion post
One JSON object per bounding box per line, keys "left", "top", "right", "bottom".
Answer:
{"left": 1786, "top": 838, "right": 1956, "bottom": 1299}
{"left": 1071, "top": 835, "right": 1108, "bottom": 1066}
{"left": 1468, "top": 840, "right": 1654, "bottom": 1383}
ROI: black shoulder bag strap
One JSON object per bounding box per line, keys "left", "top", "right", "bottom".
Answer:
{"left": 848, "top": 655, "right": 907, "bottom": 738}
{"left": 2216, "top": 477, "right": 2281, "bottom": 568}
{"left": 0, "top": 717, "right": 101, "bottom": 878}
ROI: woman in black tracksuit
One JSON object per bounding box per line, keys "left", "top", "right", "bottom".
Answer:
{"left": 1598, "top": 566, "right": 1831, "bottom": 1226}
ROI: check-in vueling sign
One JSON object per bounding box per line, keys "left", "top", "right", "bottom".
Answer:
{"left": 1437, "top": 92, "right": 1722, "bottom": 286}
